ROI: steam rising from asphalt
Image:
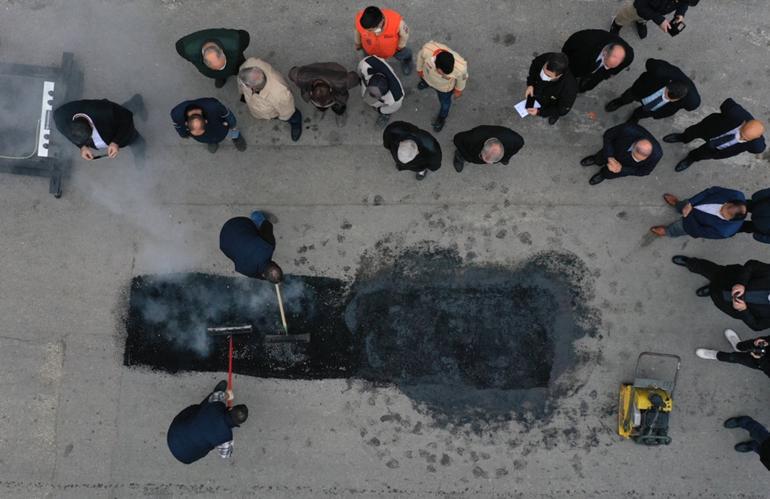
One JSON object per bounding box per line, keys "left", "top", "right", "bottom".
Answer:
{"left": 132, "top": 275, "right": 310, "bottom": 357}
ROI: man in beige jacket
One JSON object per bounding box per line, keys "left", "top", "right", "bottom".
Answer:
{"left": 416, "top": 41, "right": 468, "bottom": 132}
{"left": 238, "top": 58, "right": 302, "bottom": 141}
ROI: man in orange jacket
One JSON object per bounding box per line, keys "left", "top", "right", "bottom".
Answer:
{"left": 355, "top": 5, "right": 413, "bottom": 75}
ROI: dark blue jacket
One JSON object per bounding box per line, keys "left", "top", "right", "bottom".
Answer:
{"left": 687, "top": 99, "right": 766, "bottom": 160}
{"left": 219, "top": 217, "right": 275, "bottom": 278}
{"left": 683, "top": 186, "right": 746, "bottom": 239}
{"left": 170, "top": 98, "right": 236, "bottom": 144}
{"left": 601, "top": 123, "right": 662, "bottom": 177}
{"left": 167, "top": 400, "right": 234, "bottom": 464}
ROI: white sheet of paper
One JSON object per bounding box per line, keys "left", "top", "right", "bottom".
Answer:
{"left": 514, "top": 99, "right": 541, "bottom": 118}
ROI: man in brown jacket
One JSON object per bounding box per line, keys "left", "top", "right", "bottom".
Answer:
{"left": 416, "top": 41, "right": 468, "bottom": 132}
{"left": 238, "top": 58, "right": 302, "bottom": 141}
{"left": 289, "top": 62, "right": 359, "bottom": 126}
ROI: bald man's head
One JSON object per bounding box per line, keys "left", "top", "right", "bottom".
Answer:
{"left": 632, "top": 139, "right": 653, "bottom": 161}
{"left": 740, "top": 120, "right": 765, "bottom": 142}
{"left": 202, "top": 43, "right": 227, "bottom": 70}
{"left": 604, "top": 44, "right": 626, "bottom": 69}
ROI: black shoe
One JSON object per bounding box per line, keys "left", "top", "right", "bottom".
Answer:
{"left": 233, "top": 135, "right": 247, "bottom": 151}
{"left": 432, "top": 116, "right": 446, "bottom": 132}
{"left": 214, "top": 380, "right": 228, "bottom": 393}
{"left": 671, "top": 255, "right": 690, "bottom": 267}
{"left": 214, "top": 78, "right": 227, "bottom": 88}
{"left": 453, "top": 151, "right": 465, "bottom": 173}
{"left": 417, "top": 80, "right": 429, "bottom": 90}
{"left": 240, "top": 94, "right": 246, "bottom": 103}
{"left": 416, "top": 170, "right": 427, "bottom": 181}
{"left": 724, "top": 417, "right": 744, "bottom": 429}
{"left": 548, "top": 115, "right": 559, "bottom": 125}
{"left": 401, "top": 60, "right": 413, "bottom": 76}
{"left": 290, "top": 125, "right": 302, "bottom": 142}
{"left": 735, "top": 441, "right": 756, "bottom": 453}
{"left": 605, "top": 98, "right": 623, "bottom": 112}
{"left": 696, "top": 285, "right": 711, "bottom": 297}
{"left": 207, "top": 142, "right": 219, "bottom": 154}
{"left": 610, "top": 20, "right": 622, "bottom": 35}
{"left": 580, "top": 155, "right": 598, "bottom": 167}
{"left": 635, "top": 22, "right": 648, "bottom": 39}
{"left": 675, "top": 158, "right": 693, "bottom": 172}
{"left": 589, "top": 172, "right": 605, "bottom": 185}
{"left": 663, "top": 133, "right": 684, "bottom": 143}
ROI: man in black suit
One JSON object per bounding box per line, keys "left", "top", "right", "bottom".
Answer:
{"left": 562, "top": 29, "right": 634, "bottom": 93}
{"left": 53, "top": 95, "right": 146, "bottom": 165}
{"left": 740, "top": 189, "right": 770, "bottom": 244}
{"left": 671, "top": 256, "right": 770, "bottom": 331}
{"left": 524, "top": 52, "right": 577, "bottom": 125}
{"left": 452, "top": 126, "right": 524, "bottom": 173}
{"left": 605, "top": 58, "right": 699, "bottom": 122}
{"left": 723, "top": 416, "right": 770, "bottom": 471}
{"left": 611, "top": 1, "right": 699, "bottom": 39}
{"left": 663, "top": 98, "right": 766, "bottom": 172}
{"left": 580, "top": 122, "right": 662, "bottom": 185}
{"left": 383, "top": 121, "right": 441, "bottom": 180}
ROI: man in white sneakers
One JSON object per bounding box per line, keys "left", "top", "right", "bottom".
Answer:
{"left": 695, "top": 328, "right": 770, "bottom": 379}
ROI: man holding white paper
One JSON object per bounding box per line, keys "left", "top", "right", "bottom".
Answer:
{"left": 521, "top": 52, "right": 577, "bottom": 125}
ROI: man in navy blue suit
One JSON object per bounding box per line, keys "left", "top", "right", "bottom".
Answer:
{"left": 663, "top": 98, "right": 766, "bottom": 172}
{"left": 650, "top": 186, "right": 747, "bottom": 239}
{"left": 740, "top": 188, "right": 770, "bottom": 244}
{"left": 219, "top": 211, "right": 283, "bottom": 283}
{"left": 580, "top": 122, "right": 662, "bottom": 185}
{"left": 604, "top": 58, "right": 700, "bottom": 122}
{"left": 167, "top": 380, "right": 248, "bottom": 464}
{"left": 170, "top": 97, "right": 246, "bottom": 153}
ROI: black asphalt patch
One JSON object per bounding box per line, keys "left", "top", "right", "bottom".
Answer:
{"left": 124, "top": 245, "right": 600, "bottom": 423}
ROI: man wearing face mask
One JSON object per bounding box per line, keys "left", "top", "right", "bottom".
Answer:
{"left": 354, "top": 5, "right": 413, "bottom": 75}
{"left": 289, "top": 62, "right": 360, "bottom": 127}
{"left": 452, "top": 126, "right": 524, "bottom": 173}
{"left": 358, "top": 55, "right": 404, "bottom": 128}
{"left": 670, "top": 256, "right": 770, "bottom": 332}
{"left": 416, "top": 41, "right": 468, "bottom": 132}
{"left": 663, "top": 98, "right": 766, "bottom": 172}
{"left": 524, "top": 52, "right": 577, "bottom": 125}
{"left": 650, "top": 187, "right": 748, "bottom": 239}
{"left": 605, "top": 58, "right": 700, "bottom": 122}
{"left": 562, "top": 29, "right": 634, "bottom": 93}
{"left": 579, "top": 122, "right": 661, "bottom": 185}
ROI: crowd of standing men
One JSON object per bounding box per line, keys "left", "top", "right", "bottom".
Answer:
{"left": 49, "top": 1, "right": 770, "bottom": 468}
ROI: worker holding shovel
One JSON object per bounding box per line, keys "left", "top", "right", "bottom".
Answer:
{"left": 166, "top": 380, "right": 248, "bottom": 464}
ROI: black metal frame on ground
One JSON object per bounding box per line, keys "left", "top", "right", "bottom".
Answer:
{"left": 0, "top": 52, "right": 81, "bottom": 198}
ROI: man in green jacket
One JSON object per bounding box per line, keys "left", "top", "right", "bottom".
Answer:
{"left": 176, "top": 28, "right": 250, "bottom": 88}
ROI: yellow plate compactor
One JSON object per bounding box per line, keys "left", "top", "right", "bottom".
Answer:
{"left": 618, "top": 352, "right": 681, "bottom": 445}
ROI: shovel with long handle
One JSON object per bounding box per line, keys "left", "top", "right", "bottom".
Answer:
{"left": 275, "top": 283, "right": 289, "bottom": 334}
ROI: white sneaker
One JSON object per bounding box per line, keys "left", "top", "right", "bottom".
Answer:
{"left": 696, "top": 348, "right": 718, "bottom": 360}
{"left": 724, "top": 329, "right": 741, "bottom": 352}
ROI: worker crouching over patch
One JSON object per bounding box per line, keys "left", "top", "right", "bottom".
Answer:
{"left": 219, "top": 211, "right": 283, "bottom": 283}
{"left": 167, "top": 380, "right": 248, "bottom": 464}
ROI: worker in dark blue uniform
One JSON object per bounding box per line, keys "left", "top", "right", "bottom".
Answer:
{"left": 167, "top": 380, "right": 248, "bottom": 464}
{"left": 219, "top": 211, "right": 283, "bottom": 283}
